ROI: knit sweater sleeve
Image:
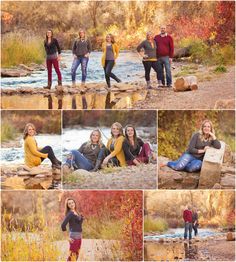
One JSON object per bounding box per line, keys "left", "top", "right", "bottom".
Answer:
{"left": 137, "top": 41, "right": 145, "bottom": 52}
{"left": 61, "top": 211, "right": 73, "bottom": 231}
{"left": 110, "top": 136, "right": 124, "bottom": 158}
{"left": 72, "top": 40, "right": 77, "bottom": 55}
{"left": 187, "top": 133, "right": 199, "bottom": 154}
{"left": 122, "top": 139, "right": 135, "bottom": 161}
{"left": 78, "top": 142, "right": 86, "bottom": 153}
{"left": 26, "top": 136, "right": 48, "bottom": 158}
{"left": 169, "top": 35, "right": 174, "bottom": 58}
{"left": 114, "top": 44, "right": 119, "bottom": 59}
{"left": 55, "top": 39, "right": 61, "bottom": 54}
{"left": 211, "top": 139, "right": 221, "bottom": 149}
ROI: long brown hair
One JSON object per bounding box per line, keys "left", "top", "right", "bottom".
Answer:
{"left": 106, "top": 33, "right": 115, "bottom": 44}
{"left": 23, "top": 123, "right": 36, "bottom": 140}
{"left": 125, "top": 124, "right": 138, "bottom": 146}
{"left": 64, "top": 198, "right": 78, "bottom": 216}
{"left": 45, "top": 29, "right": 53, "bottom": 43}
{"left": 199, "top": 119, "right": 215, "bottom": 141}
{"left": 111, "top": 122, "right": 123, "bottom": 137}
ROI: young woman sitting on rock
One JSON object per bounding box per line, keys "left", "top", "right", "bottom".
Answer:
{"left": 123, "top": 124, "right": 156, "bottom": 166}
{"left": 162, "top": 120, "right": 221, "bottom": 172}
{"left": 24, "top": 123, "right": 61, "bottom": 169}
{"left": 63, "top": 129, "right": 105, "bottom": 172}
{"left": 102, "top": 122, "right": 126, "bottom": 167}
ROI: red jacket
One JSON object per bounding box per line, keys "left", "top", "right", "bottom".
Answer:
{"left": 154, "top": 34, "right": 174, "bottom": 58}
{"left": 183, "top": 209, "right": 192, "bottom": 222}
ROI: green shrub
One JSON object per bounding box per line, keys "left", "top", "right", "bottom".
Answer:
{"left": 1, "top": 122, "right": 18, "bottom": 142}
{"left": 214, "top": 65, "right": 227, "bottom": 73}
{"left": 144, "top": 217, "right": 168, "bottom": 233}
{"left": 2, "top": 32, "right": 45, "bottom": 67}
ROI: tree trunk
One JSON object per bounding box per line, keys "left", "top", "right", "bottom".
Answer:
{"left": 174, "top": 76, "right": 198, "bottom": 92}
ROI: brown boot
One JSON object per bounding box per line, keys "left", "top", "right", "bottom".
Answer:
{"left": 44, "top": 81, "right": 51, "bottom": 89}
{"left": 58, "top": 80, "right": 62, "bottom": 86}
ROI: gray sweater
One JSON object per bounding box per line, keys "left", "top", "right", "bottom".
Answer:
{"left": 72, "top": 39, "right": 91, "bottom": 57}
{"left": 137, "top": 40, "right": 157, "bottom": 61}
{"left": 186, "top": 132, "right": 221, "bottom": 160}
{"left": 79, "top": 142, "right": 105, "bottom": 166}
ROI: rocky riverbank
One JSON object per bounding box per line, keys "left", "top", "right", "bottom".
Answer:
{"left": 158, "top": 148, "right": 235, "bottom": 189}
{"left": 63, "top": 163, "right": 157, "bottom": 189}
{"left": 1, "top": 164, "right": 61, "bottom": 190}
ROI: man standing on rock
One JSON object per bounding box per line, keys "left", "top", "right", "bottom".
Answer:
{"left": 154, "top": 25, "right": 174, "bottom": 88}
{"left": 183, "top": 205, "right": 193, "bottom": 241}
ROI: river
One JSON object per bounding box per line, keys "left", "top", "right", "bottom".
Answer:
{"left": 1, "top": 134, "right": 62, "bottom": 164}
{"left": 1, "top": 51, "right": 144, "bottom": 88}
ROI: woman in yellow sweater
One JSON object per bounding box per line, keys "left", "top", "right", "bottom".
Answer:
{"left": 101, "top": 34, "right": 121, "bottom": 88}
{"left": 102, "top": 122, "right": 126, "bottom": 167}
{"left": 24, "top": 123, "right": 61, "bottom": 169}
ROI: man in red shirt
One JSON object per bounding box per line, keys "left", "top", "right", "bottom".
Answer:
{"left": 183, "top": 205, "right": 193, "bottom": 240}
{"left": 154, "top": 25, "right": 174, "bottom": 88}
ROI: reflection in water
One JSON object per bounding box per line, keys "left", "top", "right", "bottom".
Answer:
{"left": 1, "top": 90, "right": 147, "bottom": 109}
{"left": 145, "top": 242, "right": 198, "bottom": 261}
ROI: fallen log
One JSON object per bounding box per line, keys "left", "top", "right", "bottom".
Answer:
{"left": 174, "top": 76, "right": 198, "bottom": 92}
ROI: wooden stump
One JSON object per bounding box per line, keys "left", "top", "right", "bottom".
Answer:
{"left": 174, "top": 76, "right": 198, "bottom": 92}
{"left": 198, "top": 141, "right": 225, "bottom": 189}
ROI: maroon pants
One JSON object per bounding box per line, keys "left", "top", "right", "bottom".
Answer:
{"left": 46, "top": 58, "right": 62, "bottom": 83}
{"left": 67, "top": 238, "right": 82, "bottom": 261}
{"left": 127, "top": 143, "right": 151, "bottom": 165}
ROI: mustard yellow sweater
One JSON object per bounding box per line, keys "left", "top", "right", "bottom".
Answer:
{"left": 101, "top": 43, "right": 119, "bottom": 67}
{"left": 24, "top": 136, "right": 48, "bottom": 168}
{"left": 107, "top": 136, "right": 126, "bottom": 167}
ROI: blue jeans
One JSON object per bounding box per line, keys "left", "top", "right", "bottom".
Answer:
{"left": 157, "top": 56, "right": 172, "bottom": 86}
{"left": 184, "top": 222, "right": 192, "bottom": 240}
{"left": 167, "top": 153, "right": 202, "bottom": 172}
{"left": 71, "top": 57, "right": 89, "bottom": 82}
{"left": 66, "top": 150, "right": 93, "bottom": 171}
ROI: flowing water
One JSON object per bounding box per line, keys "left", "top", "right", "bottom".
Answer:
{"left": 1, "top": 134, "right": 62, "bottom": 164}
{"left": 144, "top": 228, "right": 225, "bottom": 261}
{"left": 1, "top": 51, "right": 144, "bottom": 88}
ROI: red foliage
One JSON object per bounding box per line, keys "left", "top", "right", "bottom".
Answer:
{"left": 214, "top": 1, "right": 235, "bottom": 45}
{"left": 60, "top": 190, "right": 143, "bottom": 260}
{"left": 227, "top": 209, "right": 235, "bottom": 228}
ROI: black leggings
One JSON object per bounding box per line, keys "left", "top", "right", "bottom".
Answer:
{"left": 103, "top": 148, "right": 120, "bottom": 166}
{"left": 142, "top": 61, "right": 158, "bottom": 81}
{"left": 40, "top": 146, "right": 61, "bottom": 165}
{"left": 104, "top": 60, "right": 120, "bottom": 87}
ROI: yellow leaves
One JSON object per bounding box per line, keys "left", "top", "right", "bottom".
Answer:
{"left": 2, "top": 176, "right": 26, "bottom": 189}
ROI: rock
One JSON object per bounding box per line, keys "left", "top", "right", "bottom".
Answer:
{"left": 199, "top": 141, "right": 225, "bottom": 189}
{"left": 18, "top": 64, "right": 34, "bottom": 71}
{"left": 29, "top": 63, "right": 46, "bottom": 71}
{"left": 29, "top": 166, "right": 51, "bottom": 175}
{"left": 35, "top": 174, "right": 46, "bottom": 178}
{"left": 226, "top": 232, "right": 235, "bottom": 241}
{"left": 73, "top": 169, "right": 92, "bottom": 176}
{"left": 17, "top": 171, "right": 30, "bottom": 176}
{"left": 173, "top": 174, "right": 183, "bottom": 182}
{"left": 24, "top": 177, "right": 52, "bottom": 189}
{"left": 220, "top": 175, "right": 235, "bottom": 189}
{"left": 1, "top": 69, "right": 31, "bottom": 77}
{"left": 212, "top": 183, "right": 222, "bottom": 189}
{"left": 223, "top": 144, "right": 234, "bottom": 164}
{"left": 221, "top": 166, "right": 235, "bottom": 175}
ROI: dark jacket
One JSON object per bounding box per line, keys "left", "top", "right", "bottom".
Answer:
{"left": 122, "top": 137, "right": 144, "bottom": 161}
{"left": 186, "top": 132, "right": 221, "bottom": 160}
{"left": 72, "top": 38, "right": 92, "bottom": 57}
{"left": 78, "top": 142, "right": 105, "bottom": 166}
{"left": 44, "top": 38, "right": 61, "bottom": 56}
{"left": 61, "top": 211, "right": 83, "bottom": 233}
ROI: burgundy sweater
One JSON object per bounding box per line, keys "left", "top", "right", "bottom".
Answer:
{"left": 183, "top": 209, "right": 192, "bottom": 222}
{"left": 154, "top": 34, "right": 174, "bottom": 58}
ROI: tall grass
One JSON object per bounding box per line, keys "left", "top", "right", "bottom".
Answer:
{"left": 178, "top": 37, "right": 235, "bottom": 66}
{"left": 144, "top": 217, "right": 168, "bottom": 233}
{"left": 1, "top": 122, "right": 18, "bottom": 142}
{"left": 2, "top": 32, "right": 45, "bottom": 67}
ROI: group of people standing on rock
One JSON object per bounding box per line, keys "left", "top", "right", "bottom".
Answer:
{"left": 63, "top": 123, "right": 156, "bottom": 174}
{"left": 43, "top": 25, "right": 173, "bottom": 90}
{"left": 183, "top": 205, "right": 199, "bottom": 240}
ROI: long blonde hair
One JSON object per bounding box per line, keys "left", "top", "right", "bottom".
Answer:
{"left": 111, "top": 122, "right": 124, "bottom": 137}
{"left": 199, "top": 119, "right": 215, "bottom": 141}
{"left": 23, "top": 123, "right": 36, "bottom": 140}
{"left": 85, "top": 129, "right": 103, "bottom": 148}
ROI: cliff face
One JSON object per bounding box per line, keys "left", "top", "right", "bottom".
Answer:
{"left": 145, "top": 191, "right": 235, "bottom": 227}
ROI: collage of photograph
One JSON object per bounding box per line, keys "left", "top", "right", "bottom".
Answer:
{"left": 1, "top": 0, "right": 235, "bottom": 261}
